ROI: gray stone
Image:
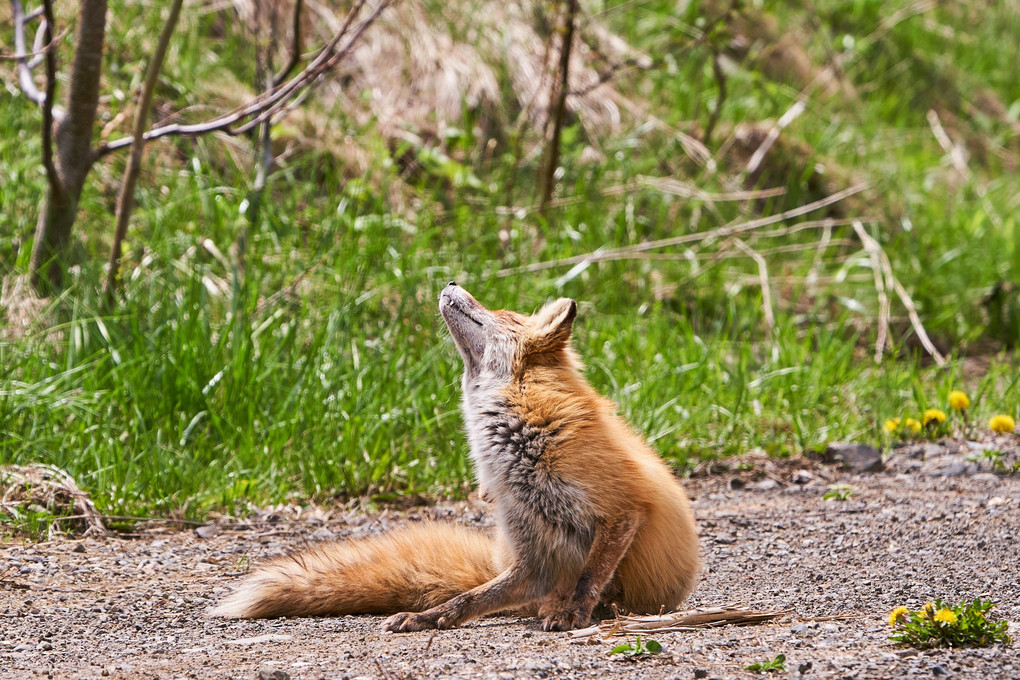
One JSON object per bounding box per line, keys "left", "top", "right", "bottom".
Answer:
{"left": 258, "top": 669, "right": 291, "bottom": 680}
{"left": 922, "top": 456, "right": 978, "bottom": 477}
{"left": 825, "top": 442, "right": 884, "bottom": 472}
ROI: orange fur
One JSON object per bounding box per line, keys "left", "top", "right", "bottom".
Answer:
{"left": 212, "top": 285, "right": 699, "bottom": 631}
{"left": 210, "top": 523, "right": 498, "bottom": 618}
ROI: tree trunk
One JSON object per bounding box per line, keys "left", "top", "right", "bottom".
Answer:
{"left": 30, "top": 0, "right": 108, "bottom": 294}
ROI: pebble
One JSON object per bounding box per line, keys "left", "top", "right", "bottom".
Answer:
{"left": 258, "top": 669, "right": 290, "bottom": 680}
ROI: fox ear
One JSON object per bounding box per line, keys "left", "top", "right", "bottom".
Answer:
{"left": 530, "top": 298, "right": 577, "bottom": 352}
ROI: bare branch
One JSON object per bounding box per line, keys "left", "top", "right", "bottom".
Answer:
{"left": 11, "top": 0, "right": 45, "bottom": 105}
{"left": 94, "top": 0, "right": 388, "bottom": 159}
{"left": 272, "top": 0, "right": 304, "bottom": 88}
{"left": 39, "top": 0, "right": 60, "bottom": 195}
{"left": 104, "top": 0, "right": 185, "bottom": 304}
{"left": 538, "top": 0, "right": 579, "bottom": 218}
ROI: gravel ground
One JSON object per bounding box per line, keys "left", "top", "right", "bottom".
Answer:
{"left": 2, "top": 441, "right": 1019, "bottom": 680}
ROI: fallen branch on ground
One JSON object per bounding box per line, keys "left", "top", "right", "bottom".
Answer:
{"left": 571, "top": 604, "right": 790, "bottom": 639}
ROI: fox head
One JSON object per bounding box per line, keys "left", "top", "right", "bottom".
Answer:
{"left": 439, "top": 283, "right": 577, "bottom": 385}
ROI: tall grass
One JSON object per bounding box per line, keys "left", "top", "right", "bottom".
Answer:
{"left": 1, "top": 0, "right": 1018, "bottom": 518}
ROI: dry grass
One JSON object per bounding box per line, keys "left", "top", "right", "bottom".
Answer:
{"left": 1, "top": 463, "right": 109, "bottom": 537}
{"left": 222, "top": 0, "right": 649, "bottom": 148}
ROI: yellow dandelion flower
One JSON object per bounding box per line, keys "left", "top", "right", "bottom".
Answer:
{"left": 883, "top": 418, "right": 901, "bottom": 433}
{"left": 989, "top": 414, "right": 1016, "bottom": 434}
{"left": 888, "top": 606, "right": 910, "bottom": 627}
{"left": 921, "top": 602, "right": 935, "bottom": 618}
{"left": 904, "top": 418, "right": 922, "bottom": 433}
{"left": 948, "top": 391, "right": 970, "bottom": 411}
{"left": 923, "top": 408, "right": 947, "bottom": 425}
{"left": 934, "top": 608, "right": 958, "bottom": 625}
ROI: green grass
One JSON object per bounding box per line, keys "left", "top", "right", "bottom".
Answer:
{"left": 1, "top": 0, "right": 1018, "bottom": 520}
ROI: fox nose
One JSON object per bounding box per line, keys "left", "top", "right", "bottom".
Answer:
{"left": 447, "top": 281, "right": 457, "bottom": 288}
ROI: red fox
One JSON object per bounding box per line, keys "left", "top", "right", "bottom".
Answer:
{"left": 212, "top": 283, "right": 699, "bottom": 631}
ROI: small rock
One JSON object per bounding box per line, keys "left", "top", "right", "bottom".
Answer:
{"left": 310, "top": 527, "right": 336, "bottom": 541}
{"left": 196, "top": 524, "right": 220, "bottom": 539}
{"left": 258, "top": 669, "right": 291, "bottom": 680}
{"left": 798, "top": 661, "right": 813, "bottom": 674}
{"left": 72, "top": 543, "right": 86, "bottom": 554}
{"left": 753, "top": 478, "right": 778, "bottom": 491}
{"left": 792, "top": 469, "right": 814, "bottom": 484}
{"left": 922, "top": 457, "right": 978, "bottom": 477}
{"left": 824, "top": 442, "right": 884, "bottom": 472}
{"left": 694, "top": 670, "right": 709, "bottom": 679}
{"left": 932, "top": 664, "right": 948, "bottom": 676}
{"left": 895, "top": 442, "right": 943, "bottom": 460}
{"left": 728, "top": 478, "right": 745, "bottom": 490}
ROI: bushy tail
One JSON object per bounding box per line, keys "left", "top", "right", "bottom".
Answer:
{"left": 210, "top": 522, "right": 498, "bottom": 618}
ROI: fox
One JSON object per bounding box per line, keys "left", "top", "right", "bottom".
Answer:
{"left": 211, "top": 283, "right": 700, "bottom": 631}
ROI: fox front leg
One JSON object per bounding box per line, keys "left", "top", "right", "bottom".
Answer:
{"left": 541, "top": 511, "right": 642, "bottom": 631}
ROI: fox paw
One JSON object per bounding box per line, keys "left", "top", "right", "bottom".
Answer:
{"left": 383, "top": 610, "right": 450, "bottom": 633}
{"left": 540, "top": 606, "right": 590, "bottom": 631}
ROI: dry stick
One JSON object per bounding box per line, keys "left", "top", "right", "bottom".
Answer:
{"left": 852, "top": 221, "right": 946, "bottom": 366}
{"left": 36, "top": 0, "right": 60, "bottom": 197}
{"left": 570, "top": 605, "right": 788, "bottom": 639}
{"left": 925, "top": 109, "right": 968, "bottom": 177}
{"left": 272, "top": 0, "right": 305, "bottom": 87}
{"left": 497, "top": 183, "right": 868, "bottom": 277}
{"left": 804, "top": 221, "right": 832, "bottom": 289}
{"left": 745, "top": 99, "right": 807, "bottom": 175}
{"left": 925, "top": 107, "right": 1005, "bottom": 232}
{"left": 10, "top": 0, "right": 45, "bottom": 105}
{"left": 103, "top": 0, "right": 184, "bottom": 305}
{"left": 538, "top": 0, "right": 580, "bottom": 219}
{"left": 733, "top": 238, "right": 775, "bottom": 332}
{"left": 852, "top": 220, "right": 890, "bottom": 363}
{"left": 703, "top": 51, "right": 726, "bottom": 146}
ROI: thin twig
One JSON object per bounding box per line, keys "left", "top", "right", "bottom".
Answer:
{"left": 94, "top": 0, "right": 388, "bottom": 158}
{"left": 39, "top": 0, "right": 60, "bottom": 195}
{"left": 497, "top": 183, "right": 868, "bottom": 277}
{"left": 539, "top": 0, "right": 579, "bottom": 218}
{"left": 804, "top": 221, "right": 832, "bottom": 289}
{"left": 512, "top": 177, "right": 786, "bottom": 214}
{"left": 852, "top": 220, "right": 890, "bottom": 363}
{"left": 852, "top": 221, "right": 945, "bottom": 366}
{"left": 745, "top": 99, "right": 807, "bottom": 175}
{"left": 11, "top": 0, "right": 45, "bottom": 105}
{"left": 104, "top": 0, "right": 185, "bottom": 305}
{"left": 733, "top": 238, "right": 775, "bottom": 332}
{"left": 272, "top": 0, "right": 304, "bottom": 87}
{"left": 925, "top": 108, "right": 968, "bottom": 177}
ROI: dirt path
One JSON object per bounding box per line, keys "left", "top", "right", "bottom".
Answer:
{"left": 3, "top": 449, "right": 1019, "bottom": 680}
